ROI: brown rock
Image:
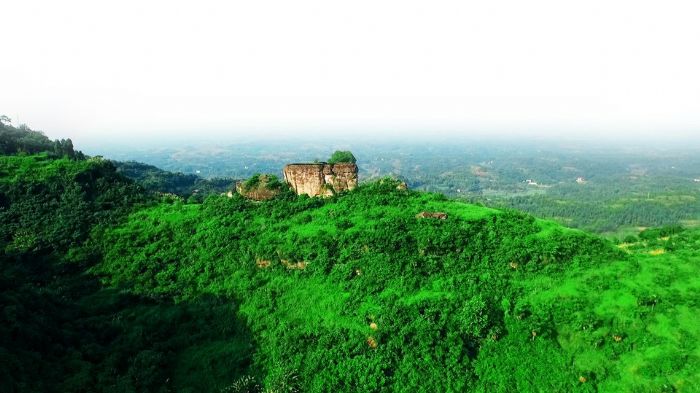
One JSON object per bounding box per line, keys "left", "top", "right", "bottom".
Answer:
{"left": 415, "top": 211, "right": 448, "bottom": 220}
{"left": 366, "top": 336, "right": 378, "bottom": 349}
{"left": 256, "top": 258, "right": 272, "bottom": 268}
{"left": 280, "top": 259, "right": 308, "bottom": 270}
{"left": 283, "top": 163, "right": 358, "bottom": 197}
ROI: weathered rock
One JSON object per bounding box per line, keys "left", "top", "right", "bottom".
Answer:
{"left": 280, "top": 259, "right": 308, "bottom": 270}
{"left": 415, "top": 211, "right": 448, "bottom": 220}
{"left": 256, "top": 258, "right": 272, "bottom": 268}
{"left": 283, "top": 163, "right": 358, "bottom": 197}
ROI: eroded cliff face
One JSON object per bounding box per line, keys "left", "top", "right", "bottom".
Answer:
{"left": 283, "top": 163, "right": 358, "bottom": 196}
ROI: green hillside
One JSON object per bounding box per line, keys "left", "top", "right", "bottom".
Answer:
{"left": 1, "top": 152, "right": 698, "bottom": 392}
{"left": 112, "top": 160, "right": 234, "bottom": 199}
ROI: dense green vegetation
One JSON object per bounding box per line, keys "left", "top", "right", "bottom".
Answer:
{"left": 328, "top": 150, "right": 357, "bottom": 164}
{"left": 0, "top": 154, "right": 253, "bottom": 392}
{"left": 91, "top": 181, "right": 699, "bottom": 392}
{"left": 1, "top": 125, "right": 698, "bottom": 392}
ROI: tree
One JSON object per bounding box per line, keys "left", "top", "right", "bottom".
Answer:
{"left": 328, "top": 150, "right": 357, "bottom": 164}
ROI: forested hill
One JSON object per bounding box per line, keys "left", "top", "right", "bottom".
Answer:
{"left": 0, "top": 118, "right": 234, "bottom": 198}
{"left": 112, "top": 160, "right": 234, "bottom": 200}
{"left": 1, "top": 125, "right": 698, "bottom": 392}
{"left": 0, "top": 116, "right": 82, "bottom": 158}
{"left": 90, "top": 180, "right": 700, "bottom": 392}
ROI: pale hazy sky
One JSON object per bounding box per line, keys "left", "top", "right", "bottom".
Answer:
{"left": 2, "top": 0, "right": 699, "bottom": 143}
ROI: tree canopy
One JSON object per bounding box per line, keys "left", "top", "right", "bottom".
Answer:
{"left": 328, "top": 150, "right": 357, "bottom": 164}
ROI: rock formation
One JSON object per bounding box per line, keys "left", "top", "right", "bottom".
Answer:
{"left": 415, "top": 211, "right": 448, "bottom": 220}
{"left": 235, "top": 174, "right": 284, "bottom": 201}
{"left": 283, "top": 163, "right": 358, "bottom": 197}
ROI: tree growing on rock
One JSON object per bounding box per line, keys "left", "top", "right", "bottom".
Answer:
{"left": 328, "top": 150, "right": 356, "bottom": 164}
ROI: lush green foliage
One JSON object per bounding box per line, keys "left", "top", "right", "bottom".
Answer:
{"left": 92, "top": 179, "right": 698, "bottom": 392}
{"left": 507, "top": 227, "right": 700, "bottom": 392}
{"left": 2, "top": 147, "right": 698, "bottom": 391}
{"left": 328, "top": 150, "right": 357, "bottom": 164}
{"left": 0, "top": 155, "right": 253, "bottom": 392}
{"left": 0, "top": 154, "right": 145, "bottom": 251}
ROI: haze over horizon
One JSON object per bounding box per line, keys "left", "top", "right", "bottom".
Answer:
{"left": 3, "top": 0, "right": 700, "bottom": 145}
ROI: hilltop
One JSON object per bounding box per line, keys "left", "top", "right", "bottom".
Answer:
{"left": 92, "top": 179, "right": 699, "bottom": 392}
{"left": 0, "top": 123, "right": 698, "bottom": 392}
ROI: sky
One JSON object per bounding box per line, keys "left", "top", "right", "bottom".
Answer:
{"left": 2, "top": 0, "right": 700, "bottom": 145}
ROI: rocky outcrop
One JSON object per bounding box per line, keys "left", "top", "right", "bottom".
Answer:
{"left": 415, "top": 211, "right": 448, "bottom": 220}
{"left": 283, "top": 163, "right": 358, "bottom": 197}
{"left": 235, "top": 174, "right": 284, "bottom": 201}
